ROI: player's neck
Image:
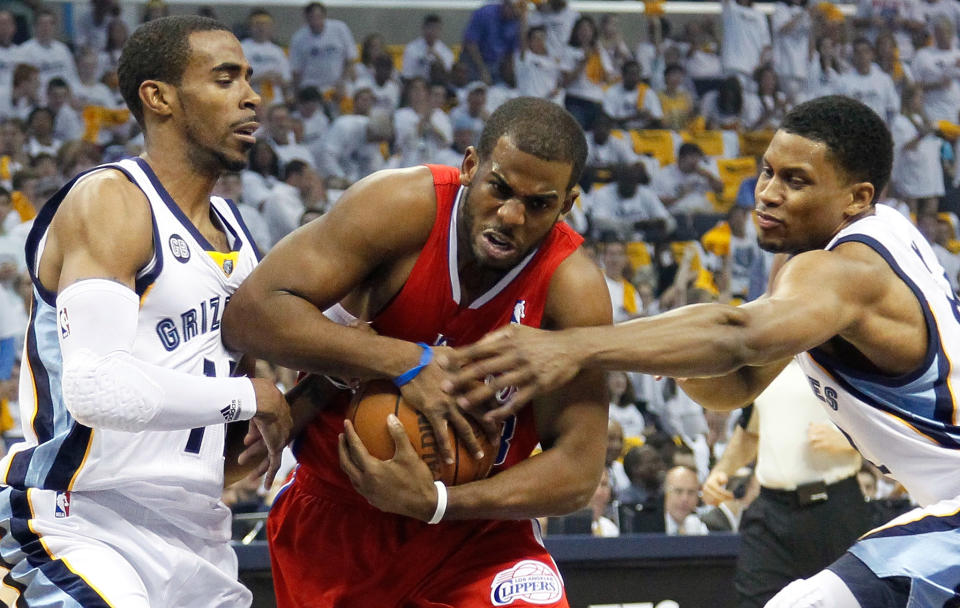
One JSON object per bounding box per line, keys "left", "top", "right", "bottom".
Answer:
{"left": 139, "top": 151, "right": 219, "bottom": 223}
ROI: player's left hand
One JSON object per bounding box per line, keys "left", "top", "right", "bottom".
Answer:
{"left": 439, "top": 324, "right": 583, "bottom": 422}
{"left": 339, "top": 414, "right": 438, "bottom": 521}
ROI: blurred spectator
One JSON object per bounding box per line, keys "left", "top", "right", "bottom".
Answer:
{"left": 461, "top": 0, "right": 524, "bottom": 85}
{"left": 56, "top": 139, "right": 102, "bottom": 181}
{"left": 606, "top": 419, "right": 630, "bottom": 495}
{"left": 588, "top": 470, "right": 620, "bottom": 537}
{"left": 394, "top": 77, "right": 451, "bottom": 169}
{"left": 319, "top": 109, "right": 394, "bottom": 189}
{"left": 17, "top": 8, "right": 78, "bottom": 95}
{"left": 289, "top": 2, "right": 357, "bottom": 95}
{"left": 701, "top": 75, "right": 760, "bottom": 131}
{"left": 562, "top": 15, "right": 615, "bottom": 130}
{"left": 98, "top": 16, "right": 128, "bottom": 80}
{"left": 25, "top": 107, "right": 60, "bottom": 158}
{"left": 684, "top": 19, "right": 724, "bottom": 90}
{"left": 831, "top": 37, "right": 900, "bottom": 124}
{"left": 262, "top": 103, "right": 316, "bottom": 169}
{"left": 851, "top": 0, "right": 924, "bottom": 63}
{"left": 804, "top": 35, "right": 846, "bottom": 101}
{"left": 912, "top": 16, "right": 960, "bottom": 124}
{"left": 589, "top": 164, "right": 675, "bottom": 243}
{"left": 0, "top": 185, "right": 27, "bottom": 376}
{"left": 401, "top": 14, "right": 454, "bottom": 82}
{"left": 598, "top": 15, "right": 633, "bottom": 75}
{"left": 698, "top": 361, "right": 870, "bottom": 606}
{"left": 353, "top": 32, "right": 386, "bottom": 86}
{"left": 263, "top": 160, "right": 327, "bottom": 247}
{"left": 516, "top": 25, "right": 563, "bottom": 102}
{"left": 608, "top": 371, "right": 646, "bottom": 440}
{"left": 875, "top": 30, "right": 913, "bottom": 96}
{"left": 891, "top": 85, "right": 945, "bottom": 216}
{"left": 917, "top": 212, "right": 960, "bottom": 292}
{"left": 652, "top": 142, "right": 723, "bottom": 215}
{"left": 0, "top": 10, "right": 21, "bottom": 110}
{"left": 721, "top": 0, "right": 772, "bottom": 92}
{"left": 583, "top": 112, "right": 642, "bottom": 189}
{"left": 658, "top": 63, "right": 697, "bottom": 130}
{"left": 433, "top": 114, "right": 475, "bottom": 168}
{"left": 140, "top": 0, "right": 169, "bottom": 24}
{"left": 0, "top": 118, "right": 28, "bottom": 188}
{"left": 73, "top": 46, "right": 116, "bottom": 109}
{"left": 602, "top": 60, "right": 664, "bottom": 130}
{"left": 293, "top": 86, "right": 330, "bottom": 164}
{"left": 633, "top": 465, "right": 708, "bottom": 535}
{"left": 449, "top": 81, "right": 488, "bottom": 135}
{"left": 701, "top": 201, "right": 763, "bottom": 301}
{"left": 241, "top": 9, "right": 292, "bottom": 105}
{"left": 600, "top": 240, "right": 643, "bottom": 322}
{"left": 356, "top": 54, "right": 400, "bottom": 113}
{"left": 74, "top": 0, "right": 121, "bottom": 53}
{"left": 747, "top": 64, "right": 788, "bottom": 131}
{"left": 214, "top": 170, "right": 271, "bottom": 252}
{"left": 526, "top": 0, "right": 578, "bottom": 60}
{"left": 618, "top": 444, "right": 666, "bottom": 508}
{"left": 771, "top": 0, "right": 813, "bottom": 102}
{"left": 484, "top": 55, "right": 520, "bottom": 113}
{"left": 5, "top": 62, "right": 39, "bottom": 121}
{"left": 46, "top": 77, "right": 83, "bottom": 143}
{"left": 242, "top": 139, "right": 282, "bottom": 208}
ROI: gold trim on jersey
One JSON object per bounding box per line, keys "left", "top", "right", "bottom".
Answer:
{"left": 139, "top": 283, "right": 156, "bottom": 306}
{"left": 860, "top": 500, "right": 960, "bottom": 539}
{"left": 206, "top": 251, "right": 240, "bottom": 277}
{"left": 67, "top": 429, "right": 95, "bottom": 492}
{"left": 924, "top": 302, "right": 959, "bottom": 426}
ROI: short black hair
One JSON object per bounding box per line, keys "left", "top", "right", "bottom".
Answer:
{"left": 477, "top": 97, "right": 586, "bottom": 190}
{"left": 304, "top": 2, "right": 326, "bottom": 16}
{"left": 779, "top": 95, "right": 892, "bottom": 203}
{"left": 118, "top": 15, "right": 231, "bottom": 126}
{"left": 423, "top": 14, "right": 441, "bottom": 26}
{"left": 677, "top": 142, "right": 703, "bottom": 158}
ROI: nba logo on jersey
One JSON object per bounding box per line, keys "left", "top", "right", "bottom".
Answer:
{"left": 490, "top": 560, "right": 562, "bottom": 606}
{"left": 169, "top": 234, "right": 191, "bottom": 263}
{"left": 58, "top": 307, "right": 70, "bottom": 339}
{"left": 511, "top": 300, "right": 526, "bottom": 324}
{"left": 54, "top": 491, "right": 71, "bottom": 518}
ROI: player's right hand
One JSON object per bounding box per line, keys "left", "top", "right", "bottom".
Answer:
{"left": 241, "top": 378, "right": 293, "bottom": 490}
{"left": 401, "top": 345, "right": 491, "bottom": 466}
{"left": 702, "top": 470, "right": 733, "bottom": 506}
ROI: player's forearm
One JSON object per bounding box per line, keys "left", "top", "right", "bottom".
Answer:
{"left": 568, "top": 303, "right": 769, "bottom": 378}
{"left": 444, "top": 446, "right": 604, "bottom": 520}
{"left": 712, "top": 425, "right": 758, "bottom": 476}
{"left": 223, "top": 290, "right": 422, "bottom": 380}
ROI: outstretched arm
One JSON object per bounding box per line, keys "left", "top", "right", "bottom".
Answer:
{"left": 445, "top": 242, "right": 904, "bottom": 410}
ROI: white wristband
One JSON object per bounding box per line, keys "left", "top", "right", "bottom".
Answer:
{"left": 428, "top": 480, "right": 447, "bottom": 524}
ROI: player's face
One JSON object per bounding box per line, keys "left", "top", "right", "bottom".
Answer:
{"left": 174, "top": 30, "right": 261, "bottom": 173}
{"left": 755, "top": 130, "right": 872, "bottom": 254}
{"left": 458, "top": 136, "right": 575, "bottom": 271}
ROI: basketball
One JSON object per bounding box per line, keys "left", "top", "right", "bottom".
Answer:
{"left": 347, "top": 380, "right": 498, "bottom": 485}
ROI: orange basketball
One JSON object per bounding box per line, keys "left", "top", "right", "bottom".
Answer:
{"left": 347, "top": 380, "right": 498, "bottom": 486}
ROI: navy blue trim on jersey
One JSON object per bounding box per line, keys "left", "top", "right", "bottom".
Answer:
{"left": 808, "top": 348, "right": 960, "bottom": 449}
{"left": 44, "top": 423, "right": 94, "bottom": 490}
{"left": 133, "top": 157, "right": 242, "bottom": 254}
{"left": 222, "top": 197, "right": 263, "bottom": 261}
{"left": 5, "top": 489, "right": 112, "bottom": 607}
{"left": 24, "top": 161, "right": 162, "bottom": 307}
{"left": 24, "top": 303, "right": 54, "bottom": 445}
{"left": 863, "top": 511, "right": 960, "bottom": 541}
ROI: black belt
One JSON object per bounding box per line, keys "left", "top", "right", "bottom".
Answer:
{"left": 760, "top": 474, "right": 860, "bottom": 507}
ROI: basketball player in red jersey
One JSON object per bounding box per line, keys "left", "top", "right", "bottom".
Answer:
{"left": 221, "top": 97, "right": 611, "bottom": 607}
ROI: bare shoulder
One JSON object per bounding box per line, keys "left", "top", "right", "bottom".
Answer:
{"left": 314, "top": 165, "right": 439, "bottom": 252}
{"left": 49, "top": 168, "right": 154, "bottom": 282}
{"left": 544, "top": 246, "right": 612, "bottom": 330}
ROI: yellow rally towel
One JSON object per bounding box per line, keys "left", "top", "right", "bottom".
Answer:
{"left": 12, "top": 191, "right": 36, "bottom": 222}
{"left": 82, "top": 106, "right": 131, "bottom": 143}
{"left": 701, "top": 221, "right": 732, "bottom": 257}
{"left": 621, "top": 279, "right": 639, "bottom": 315}
{"left": 0, "top": 155, "right": 9, "bottom": 182}
{"left": 584, "top": 51, "right": 607, "bottom": 85}
{"left": 635, "top": 83, "right": 650, "bottom": 111}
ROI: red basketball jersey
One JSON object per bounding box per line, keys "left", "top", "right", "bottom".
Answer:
{"left": 294, "top": 164, "right": 583, "bottom": 490}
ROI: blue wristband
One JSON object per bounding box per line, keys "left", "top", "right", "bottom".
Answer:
{"left": 392, "top": 342, "right": 434, "bottom": 387}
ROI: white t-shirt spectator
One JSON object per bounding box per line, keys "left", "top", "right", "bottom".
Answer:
{"left": 912, "top": 45, "right": 960, "bottom": 123}
{"left": 653, "top": 164, "right": 719, "bottom": 215}
{"left": 586, "top": 131, "right": 640, "bottom": 169}
{"left": 17, "top": 37, "right": 79, "bottom": 94}
{"left": 527, "top": 6, "right": 580, "bottom": 59}
{"left": 830, "top": 64, "right": 900, "bottom": 124}
{"left": 355, "top": 76, "right": 401, "bottom": 113}
{"left": 393, "top": 107, "right": 452, "bottom": 169}
{"left": 289, "top": 20, "right": 357, "bottom": 92}
{"left": 260, "top": 180, "right": 305, "bottom": 247}
{"left": 319, "top": 114, "right": 388, "bottom": 183}
{"left": 0, "top": 42, "right": 21, "bottom": 105}
{"left": 401, "top": 36, "right": 455, "bottom": 80}
{"left": 602, "top": 82, "right": 664, "bottom": 125}
{"left": 515, "top": 51, "right": 563, "bottom": 101}
{"left": 720, "top": 0, "right": 771, "bottom": 79}
{"left": 771, "top": 2, "right": 812, "bottom": 86}
{"left": 241, "top": 38, "right": 292, "bottom": 96}
{"left": 588, "top": 182, "right": 676, "bottom": 241}
{"left": 855, "top": 0, "right": 924, "bottom": 61}
{"left": 891, "top": 113, "right": 945, "bottom": 199}
{"left": 561, "top": 46, "right": 612, "bottom": 103}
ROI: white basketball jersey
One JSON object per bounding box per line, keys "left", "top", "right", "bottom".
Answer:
{"left": 1, "top": 158, "right": 260, "bottom": 531}
{"left": 795, "top": 204, "right": 960, "bottom": 507}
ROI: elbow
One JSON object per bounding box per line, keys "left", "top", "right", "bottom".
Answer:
{"left": 61, "top": 351, "right": 162, "bottom": 432}
{"left": 703, "top": 305, "right": 755, "bottom": 372}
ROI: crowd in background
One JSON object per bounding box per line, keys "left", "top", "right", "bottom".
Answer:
{"left": 1, "top": 0, "right": 957, "bottom": 538}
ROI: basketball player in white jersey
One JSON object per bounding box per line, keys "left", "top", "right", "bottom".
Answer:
{"left": 0, "top": 16, "right": 291, "bottom": 608}
{"left": 449, "top": 95, "right": 960, "bottom": 607}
